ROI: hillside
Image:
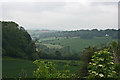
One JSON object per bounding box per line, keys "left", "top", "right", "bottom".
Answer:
{"left": 43, "top": 37, "right": 117, "bottom": 52}
{"left": 27, "top": 29, "right": 118, "bottom": 53}
{"left": 2, "top": 21, "right": 37, "bottom": 60}
{"left": 27, "top": 29, "right": 119, "bottom": 40}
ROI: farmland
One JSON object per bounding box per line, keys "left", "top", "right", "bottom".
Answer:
{"left": 2, "top": 57, "right": 83, "bottom": 78}
{"left": 38, "top": 36, "right": 117, "bottom": 52}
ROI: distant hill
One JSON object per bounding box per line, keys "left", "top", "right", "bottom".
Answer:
{"left": 27, "top": 29, "right": 119, "bottom": 40}
{"left": 27, "top": 30, "right": 58, "bottom": 39}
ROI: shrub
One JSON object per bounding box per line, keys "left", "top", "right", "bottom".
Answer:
{"left": 87, "top": 49, "right": 117, "bottom": 79}
{"left": 33, "top": 60, "right": 76, "bottom": 78}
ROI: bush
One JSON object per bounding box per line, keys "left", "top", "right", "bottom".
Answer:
{"left": 33, "top": 60, "right": 76, "bottom": 78}
{"left": 87, "top": 49, "right": 117, "bottom": 79}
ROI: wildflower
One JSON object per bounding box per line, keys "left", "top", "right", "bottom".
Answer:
{"left": 91, "top": 71, "right": 98, "bottom": 75}
{"left": 98, "top": 64, "right": 103, "bottom": 67}
{"left": 108, "top": 75, "right": 111, "bottom": 77}
{"left": 99, "top": 74, "right": 104, "bottom": 77}
{"left": 95, "top": 72, "right": 98, "bottom": 75}
{"left": 93, "top": 63, "right": 96, "bottom": 65}
{"left": 92, "top": 71, "right": 96, "bottom": 74}
{"left": 89, "top": 62, "right": 92, "bottom": 65}
{"left": 98, "top": 53, "right": 100, "bottom": 54}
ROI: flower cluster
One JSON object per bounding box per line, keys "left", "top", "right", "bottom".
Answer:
{"left": 87, "top": 49, "right": 117, "bottom": 78}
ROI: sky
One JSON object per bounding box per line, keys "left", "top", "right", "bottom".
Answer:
{"left": 0, "top": 0, "right": 119, "bottom": 31}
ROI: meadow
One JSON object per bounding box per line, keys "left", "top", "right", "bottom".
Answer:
{"left": 41, "top": 36, "right": 117, "bottom": 52}
{"left": 2, "top": 57, "right": 83, "bottom": 78}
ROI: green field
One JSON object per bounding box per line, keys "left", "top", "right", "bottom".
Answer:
{"left": 2, "top": 57, "right": 37, "bottom": 78}
{"left": 43, "top": 37, "right": 117, "bottom": 52}
{"left": 2, "top": 57, "right": 83, "bottom": 78}
{"left": 43, "top": 43, "right": 63, "bottom": 49}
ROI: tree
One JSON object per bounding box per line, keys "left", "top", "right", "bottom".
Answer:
{"left": 2, "top": 21, "right": 37, "bottom": 60}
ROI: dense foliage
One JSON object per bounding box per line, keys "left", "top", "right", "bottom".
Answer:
{"left": 78, "top": 41, "right": 120, "bottom": 78}
{"left": 33, "top": 60, "right": 76, "bottom": 78}
{"left": 88, "top": 49, "right": 117, "bottom": 78}
{"left": 33, "top": 47, "right": 120, "bottom": 79}
{"left": 2, "top": 21, "right": 37, "bottom": 60}
{"left": 37, "top": 50, "right": 81, "bottom": 60}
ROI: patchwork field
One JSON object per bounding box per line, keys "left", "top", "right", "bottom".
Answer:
{"left": 42, "top": 37, "right": 117, "bottom": 52}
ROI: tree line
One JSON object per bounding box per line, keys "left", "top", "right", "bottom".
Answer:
{"left": 29, "top": 29, "right": 119, "bottom": 39}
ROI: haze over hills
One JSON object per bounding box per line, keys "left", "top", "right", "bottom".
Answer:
{"left": 1, "top": 0, "right": 120, "bottom": 78}
{"left": 27, "top": 29, "right": 119, "bottom": 39}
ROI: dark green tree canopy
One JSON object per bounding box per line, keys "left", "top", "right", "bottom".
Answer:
{"left": 2, "top": 21, "right": 36, "bottom": 60}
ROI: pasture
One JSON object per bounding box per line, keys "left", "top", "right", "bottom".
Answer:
{"left": 2, "top": 57, "right": 83, "bottom": 78}
{"left": 42, "top": 37, "right": 117, "bottom": 52}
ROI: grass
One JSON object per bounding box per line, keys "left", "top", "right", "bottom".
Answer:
{"left": 43, "top": 37, "right": 117, "bottom": 52}
{"left": 39, "top": 59, "right": 83, "bottom": 74}
{"left": 42, "top": 43, "right": 63, "bottom": 49}
{"left": 2, "top": 57, "right": 37, "bottom": 78}
{"left": 2, "top": 57, "right": 83, "bottom": 78}
{"left": 38, "top": 37, "right": 56, "bottom": 42}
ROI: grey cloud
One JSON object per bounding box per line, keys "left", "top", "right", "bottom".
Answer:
{"left": 2, "top": 2, "right": 118, "bottom": 30}
{"left": 91, "top": 2, "right": 118, "bottom": 6}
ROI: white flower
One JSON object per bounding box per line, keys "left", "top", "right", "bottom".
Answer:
{"left": 107, "top": 75, "right": 111, "bottom": 77}
{"left": 95, "top": 72, "right": 98, "bottom": 75}
{"left": 91, "top": 71, "right": 98, "bottom": 75}
{"left": 89, "top": 62, "right": 92, "bottom": 65}
{"left": 98, "top": 53, "right": 100, "bottom": 54}
{"left": 99, "top": 74, "right": 104, "bottom": 77}
{"left": 98, "top": 64, "right": 103, "bottom": 67}
{"left": 110, "top": 62, "right": 114, "bottom": 64}
{"left": 92, "top": 71, "right": 96, "bottom": 74}
{"left": 93, "top": 63, "right": 96, "bottom": 65}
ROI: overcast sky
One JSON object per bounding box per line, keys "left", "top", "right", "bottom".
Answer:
{"left": 0, "top": 0, "right": 119, "bottom": 30}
